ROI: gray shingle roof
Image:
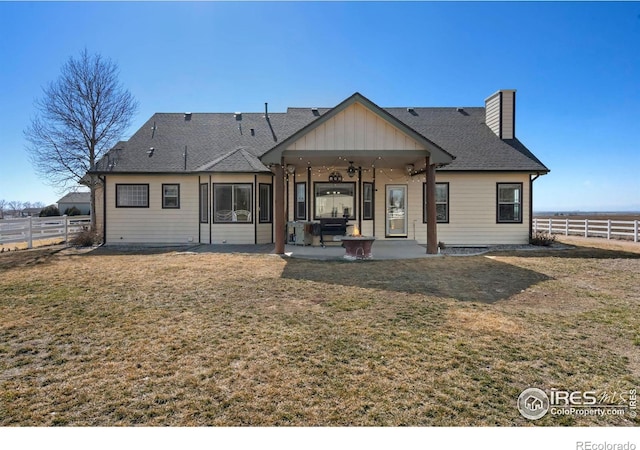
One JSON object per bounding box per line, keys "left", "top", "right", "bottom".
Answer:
{"left": 57, "top": 192, "right": 90, "bottom": 203}
{"left": 94, "top": 95, "right": 548, "bottom": 174}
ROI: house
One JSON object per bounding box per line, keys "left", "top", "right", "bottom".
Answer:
{"left": 20, "top": 207, "right": 43, "bottom": 217}
{"left": 91, "top": 90, "right": 549, "bottom": 253}
{"left": 57, "top": 192, "right": 91, "bottom": 215}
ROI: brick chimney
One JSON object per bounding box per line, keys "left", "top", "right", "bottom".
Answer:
{"left": 485, "top": 89, "right": 516, "bottom": 139}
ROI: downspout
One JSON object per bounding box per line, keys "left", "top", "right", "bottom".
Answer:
{"left": 198, "top": 175, "right": 202, "bottom": 244}
{"left": 209, "top": 174, "right": 212, "bottom": 244}
{"left": 307, "top": 166, "right": 312, "bottom": 221}
{"left": 529, "top": 173, "right": 541, "bottom": 239}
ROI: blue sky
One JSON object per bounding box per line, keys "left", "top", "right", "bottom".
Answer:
{"left": 0, "top": 1, "right": 639, "bottom": 211}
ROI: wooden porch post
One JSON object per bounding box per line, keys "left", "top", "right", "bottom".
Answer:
{"left": 426, "top": 157, "right": 438, "bottom": 254}
{"left": 274, "top": 159, "right": 285, "bottom": 254}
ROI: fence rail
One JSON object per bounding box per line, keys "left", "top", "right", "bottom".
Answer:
{"left": 0, "top": 215, "right": 91, "bottom": 248}
{"left": 533, "top": 218, "right": 639, "bottom": 243}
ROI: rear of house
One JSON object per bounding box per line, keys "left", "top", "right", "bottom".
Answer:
{"left": 92, "top": 90, "right": 548, "bottom": 249}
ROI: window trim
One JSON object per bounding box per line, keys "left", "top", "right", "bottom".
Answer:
{"left": 161, "top": 183, "right": 180, "bottom": 209}
{"left": 363, "top": 182, "right": 374, "bottom": 220}
{"left": 212, "top": 183, "right": 254, "bottom": 224}
{"left": 294, "top": 182, "right": 306, "bottom": 221}
{"left": 313, "top": 181, "right": 357, "bottom": 220}
{"left": 496, "top": 182, "right": 523, "bottom": 224}
{"left": 423, "top": 182, "right": 449, "bottom": 224}
{"left": 115, "top": 183, "right": 149, "bottom": 208}
{"left": 199, "top": 183, "right": 208, "bottom": 223}
{"left": 258, "top": 183, "right": 273, "bottom": 224}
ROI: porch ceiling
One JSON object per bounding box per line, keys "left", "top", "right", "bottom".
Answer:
{"left": 281, "top": 149, "right": 431, "bottom": 171}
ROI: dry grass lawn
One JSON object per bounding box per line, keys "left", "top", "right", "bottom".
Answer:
{"left": 1, "top": 240, "right": 639, "bottom": 426}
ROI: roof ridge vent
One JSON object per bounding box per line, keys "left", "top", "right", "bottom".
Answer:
{"left": 407, "top": 107, "right": 418, "bottom": 116}
{"left": 311, "top": 107, "right": 320, "bottom": 116}
{"left": 234, "top": 112, "right": 242, "bottom": 121}
{"left": 184, "top": 112, "right": 192, "bottom": 120}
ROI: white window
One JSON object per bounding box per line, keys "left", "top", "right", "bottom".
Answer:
{"left": 116, "top": 184, "right": 148, "bottom": 208}
{"left": 162, "top": 184, "right": 180, "bottom": 209}
{"left": 423, "top": 182, "right": 449, "bottom": 223}
{"left": 497, "top": 183, "right": 522, "bottom": 223}
{"left": 214, "top": 184, "right": 252, "bottom": 223}
{"left": 259, "top": 184, "right": 272, "bottom": 223}
{"left": 295, "top": 182, "right": 306, "bottom": 220}
{"left": 199, "top": 183, "right": 208, "bottom": 223}
{"left": 314, "top": 182, "right": 355, "bottom": 219}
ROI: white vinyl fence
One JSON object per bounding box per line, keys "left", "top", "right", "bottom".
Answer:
{"left": 533, "top": 218, "right": 639, "bottom": 243}
{"left": 0, "top": 215, "right": 91, "bottom": 248}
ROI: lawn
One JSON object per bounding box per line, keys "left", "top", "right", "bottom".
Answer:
{"left": 1, "top": 239, "right": 639, "bottom": 426}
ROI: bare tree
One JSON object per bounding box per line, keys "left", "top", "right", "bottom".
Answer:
{"left": 7, "top": 200, "right": 24, "bottom": 217}
{"left": 0, "top": 199, "right": 6, "bottom": 219}
{"left": 24, "top": 49, "right": 138, "bottom": 229}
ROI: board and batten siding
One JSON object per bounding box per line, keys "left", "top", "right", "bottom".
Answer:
{"left": 106, "top": 174, "right": 199, "bottom": 244}
{"left": 286, "top": 102, "right": 427, "bottom": 152}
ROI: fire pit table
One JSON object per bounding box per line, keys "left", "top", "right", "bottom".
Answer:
{"left": 341, "top": 236, "right": 376, "bottom": 260}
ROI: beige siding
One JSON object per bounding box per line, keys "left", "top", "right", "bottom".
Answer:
{"left": 436, "top": 172, "right": 530, "bottom": 245}
{"left": 287, "top": 102, "right": 427, "bottom": 151}
{"left": 105, "top": 174, "right": 199, "bottom": 244}
{"left": 280, "top": 167, "right": 531, "bottom": 246}
{"left": 256, "top": 223, "right": 272, "bottom": 244}
{"left": 485, "top": 92, "right": 501, "bottom": 137}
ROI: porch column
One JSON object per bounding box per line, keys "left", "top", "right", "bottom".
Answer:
{"left": 274, "top": 159, "right": 286, "bottom": 254}
{"left": 426, "top": 157, "right": 438, "bottom": 254}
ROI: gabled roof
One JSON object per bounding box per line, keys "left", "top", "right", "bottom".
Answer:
{"left": 260, "top": 92, "right": 455, "bottom": 165}
{"left": 196, "top": 147, "right": 271, "bottom": 173}
{"left": 57, "top": 192, "right": 90, "bottom": 204}
{"left": 92, "top": 92, "right": 548, "bottom": 174}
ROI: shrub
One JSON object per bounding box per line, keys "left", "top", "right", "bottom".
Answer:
{"left": 63, "top": 206, "right": 82, "bottom": 216}
{"left": 530, "top": 231, "right": 556, "bottom": 246}
{"left": 39, "top": 205, "right": 60, "bottom": 217}
{"left": 69, "top": 229, "right": 101, "bottom": 247}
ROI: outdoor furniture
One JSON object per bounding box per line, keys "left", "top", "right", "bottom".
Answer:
{"left": 233, "top": 210, "right": 251, "bottom": 222}
{"left": 318, "top": 218, "right": 348, "bottom": 247}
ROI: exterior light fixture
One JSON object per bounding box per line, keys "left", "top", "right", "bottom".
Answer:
{"left": 405, "top": 163, "right": 414, "bottom": 174}
{"left": 347, "top": 161, "right": 357, "bottom": 178}
{"left": 286, "top": 164, "right": 296, "bottom": 174}
{"left": 328, "top": 171, "right": 343, "bottom": 182}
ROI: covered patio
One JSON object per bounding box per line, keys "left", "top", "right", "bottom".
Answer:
{"left": 259, "top": 93, "right": 455, "bottom": 255}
